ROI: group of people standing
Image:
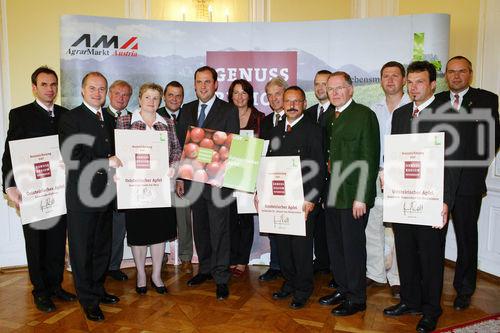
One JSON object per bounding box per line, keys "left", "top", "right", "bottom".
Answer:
{"left": 2, "top": 55, "right": 498, "bottom": 333}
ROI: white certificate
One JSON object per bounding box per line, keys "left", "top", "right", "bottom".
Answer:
{"left": 257, "top": 156, "right": 305, "bottom": 236}
{"left": 383, "top": 132, "right": 445, "bottom": 227}
{"left": 115, "top": 129, "right": 171, "bottom": 209}
{"left": 9, "top": 135, "right": 66, "bottom": 224}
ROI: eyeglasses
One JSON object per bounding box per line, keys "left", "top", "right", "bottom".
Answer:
{"left": 327, "top": 86, "right": 348, "bottom": 94}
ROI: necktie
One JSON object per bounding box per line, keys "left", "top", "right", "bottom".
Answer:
{"left": 412, "top": 107, "right": 420, "bottom": 118}
{"left": 48, "top": 109, "right": 54, "bottom": 118}
{"left": 96, "top": 110, "right": 103, "bottom": 121}
{"left": 335, "top": 111, "right": 341, "bottom": 119}
{"left": 116, "top": 110, "right": 122, "bottom": 117}
{"left": 286, "top": 124, "right": 292, "bottom": 132}
{"left": 171, "top": 113, "right": 177, "bottom": 122}
{"left": 274, "top": 113, "right": 281, "bottom": 127}
{"left": 453, "top": 94, "right": 460, "bottom": 110}
{"left": 318, "top": 106, "right": 324, "bottom": 122}
{"left": 198, "top": 104, "right": 207, "bottom": 127}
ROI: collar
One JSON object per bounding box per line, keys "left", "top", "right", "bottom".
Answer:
{"left": 165, "top": 106, "right": 180, "bottom": 118}
{"left": 413, "top": 95, "right": 435, "bottom": 112}
{"left": 198, "top": 95, "right": 216, "bottom": 113}
{"left": 83, "top": 100, "right": 101, "bottom": 114}
{"left": 450, "top": 87, "right": 469, "bottom": 100}
{"left": 35, "top": 99, "right": 54, "bottom": 112}
{"left": 109, "top": 105, "right": 126, "bottom": 117}
{"left": 132, "top": 110, "right": 168, "bottom": 127}
{"left": 318, "top": 101, "right": 331, "bottom": 111}
{"left": 285, "top": 114, "right": 304, "bottom": 129}
{"left": 335, "top": 98, "right": 353, "bottom": 113}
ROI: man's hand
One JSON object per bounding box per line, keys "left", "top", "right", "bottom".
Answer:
{"left": 303, "top": 201, "right": 315, "bottom": 220}
{"left": 6, "top": 187, "right": 22, "bottom": 209}
{"left": 352, "top": 200, "right": 366, "bottom": 220}
{"left": 176, "top": 180, "right": 185, "bottom": 198}
{"left": 108, "top": 156, "right": 123, "bottom": 168}
{"left": 434, "top": 203, "right": 449, "bottom": 229}
{"left": 379, "top": 170, "right": 384, "bottom": 191}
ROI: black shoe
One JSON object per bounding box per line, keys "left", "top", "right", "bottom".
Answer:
{"left": 416, "top": 316, "right": 437, "bottom": 333}
{"left": 383, "top": 302, "right": 422, "bottom": 316}
{"left": 108, "top": 269, "right": 128, "bottom": 281}
{"left": 151, "top": 278, "right": 167, "bottom": 294}
{"left": 259, "top": 268, "right": 281, "bottom": 281}
{"left": 319, "top": 291, "right": 345, "bottom": 306}
{"left": 453, "top": 295, "right": 471, "bottom": 310}
{"left": 331, "top": 300, "right": 366, "bottom": 316}
{"left": 83, "top": 305, "right": 104, "bottom": 321}
{"left": 272, "top": 290, "right": 292, "bottom": 300}
{"left": 135, "top": 286, "right": 147, "bottom": 295}
{"left": 187, "top": 273, "right": 212, "bottom": 286}
{"left": 328, "top": 277, "right": 338, "bottom": 289}
{"left": 216, "top": 284, "right": 229, "bottom": 300}
{"left": 289, "top": 298, "right": 306, "bottom": 309}
{"left": 52, "top": 288, "right": 77, "bottom": 302}
{"left": 100, "top": 292, "right": 120, "bottom": 304}
{"left": 34, "top": 295, "right": 56, "bottom": 313}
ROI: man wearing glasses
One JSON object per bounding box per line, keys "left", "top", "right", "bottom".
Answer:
{"left": 319, "top": 71, "right": 380, "bottom": 316}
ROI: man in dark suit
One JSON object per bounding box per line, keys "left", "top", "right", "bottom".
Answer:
{"left": 319, "top": 71, "right": 380, "bottom": 316}
{"left": 2, "top": 66, "right": 76, "bottom": 313}
{"left": 257, "top": 76, "right": 288, "bottom": 281}
{"left": 383, "top": 61, "right": 460, "bottom": 333}
{"left": 266, "top": 86, "right": 324, "bottom": 309}
{"left": 103, "top": 80, "right": 132, "bottom": 282}
{"left": 158, "top": 81, "right": 194, "bottom": 274}
{"left": 304, "top": 70, "right": 333, "bottom": 278}
{"left": 176, "top": 66, "right": 239, "bottom": 300}
{"left": 59, "top": 72, "right": 122, "bottom": 321}
{"left": 436, "top": 56, "right": 499, "bottom": 310}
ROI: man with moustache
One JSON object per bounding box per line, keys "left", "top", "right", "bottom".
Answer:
{"left": 266, "top": 86, "right": 324, "bottom": 309}
{"left": 436, "top": 56, "right": 499, "bottom": 311}
{"left": 304, "top": 70, "right": 333, "bottom": 278}
{"left": 103, "top": 80, "right": 133, "bottom": 282}
{"left": 158, "top": 81, "right": 194, "bottom": 274}
{"left": 383, "top": 61, "right": 460, "bottom": 333}
{"left": 176, "top": 66, "right": 239, "bottom": 300}
{"left": 59, "top": 72, "right": 122, "bottom": 321}
{"left": 319, "top": 71, "right": 379, "bottom": 316}
{"left": 2, "top": 66, "right": 76, "bottom": 313}
{"left": 257, "top": 76, "right": 288, "bottom": 282}
{"left": 366, "top": 61, "right": 410, "bottom": 297}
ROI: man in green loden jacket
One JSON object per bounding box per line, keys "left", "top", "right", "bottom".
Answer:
{"left": 318, "top": 71, "right": 380, "bottom": 316}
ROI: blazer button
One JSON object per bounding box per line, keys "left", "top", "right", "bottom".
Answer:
{"left": 297, "top": 149, "right": 301, "bottom": 153}
{"left": 107, "top": 154, "right": 111, "bottom": 157}
{"left": 105, "top": 138, "right": 109, "bottom": 142}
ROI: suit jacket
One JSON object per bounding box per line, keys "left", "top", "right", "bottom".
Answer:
{"left": 103, "top": 106, "right": 132, "bottom": 128}
{"left": 58, "top": 103, "right": 115, "bottom": 211}
{"left": 325, "top": 101, "right": 380, "bottom": 209}
{"left": 259, "top": 111, "right": 283, "bottom": 141}
{"left": 2, "top": 102, "right": 67, "bottom": 192}
{"left": 391, "top": 98, "right": 461, "bottom": 208}
{"left": 435, "top": 87, "right": 499, "bottom": 195}
{"left": 304, "top": 103, "right": 335, "bottom": 128}
{"left": 268, "top": 116, "right": 324, "bottom": 203}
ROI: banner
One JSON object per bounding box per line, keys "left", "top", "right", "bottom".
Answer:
{"left": 9, "top": 135, "right": 66, "bottom": 224}
{"left": 60, "top": 14, "right": 450, "bottom": 113}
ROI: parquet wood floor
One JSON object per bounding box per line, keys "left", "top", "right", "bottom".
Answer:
{"left": 0, "top": 264, "right": 498, "bottom": 332}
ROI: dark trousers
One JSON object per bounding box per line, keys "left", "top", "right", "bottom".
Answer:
{"left": 451, "top": 194, "right": 482, "bottom": 297}
{"left": 191, "top": 192, "right": 231, "bottom": 284}
{"left": 276, "top": 214, "right": 314, "bottom": 301}
{"left": 229, "top": 202, "right": 254, "bottom": 265}
{"left": 393, "top": 223, "right": 446, "bottom": 319}
{"left": 312, "top": 204, "right": 330, "bottom": 270}
{"left": 22, "top": 216, "right": 67, "bottom": 297}
{"left": 67, "top": 209, "right": 112, "bottom": 307}
{"left": 108, "top": 210, "right": 126, "bottom": 271}
{"left": 326, "top": 207, "right": 369, "bottom": 304}
{"left": 269, "top": 235, "right": 280, "bottom": 270}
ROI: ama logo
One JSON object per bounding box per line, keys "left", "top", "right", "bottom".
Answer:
{"left": 67, "top": 34, "right": 138, "bottom": 57}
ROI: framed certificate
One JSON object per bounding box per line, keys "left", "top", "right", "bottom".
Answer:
{"left": 383, "top": 132, "right": 445, "bottom": 227}
{"left": 115, "top": 129, "right": 172, "bottom": 209}
{"left": 257, "top": 156, "right": 305, "bottom": 236}
{"left": 9, "top": 135, "right": 66, "bottom": 224}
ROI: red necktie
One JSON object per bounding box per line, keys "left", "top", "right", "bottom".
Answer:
{"left": 335, "top": 111, "right": 340, "bottom": 119}
{"left": 412, "top": 107, "right": 420, "bottom": 118}
{"left": 286, "top": 124, "right": 292, "bottom": 132}
{"left": 453, "top": 94, "right": 460, "bottom": 110}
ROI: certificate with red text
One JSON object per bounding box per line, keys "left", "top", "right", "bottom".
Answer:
{"left": 257, "top": 156, "right": 305, "bottom": 236}
{"left": 383, "top": 133, "right": 445, "bottom": 227}
{"left": 115, "top": 129, "right": 171, "bottom": 209}
{"left": 9, "top": 135, "right": 66, "bottom": 224}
